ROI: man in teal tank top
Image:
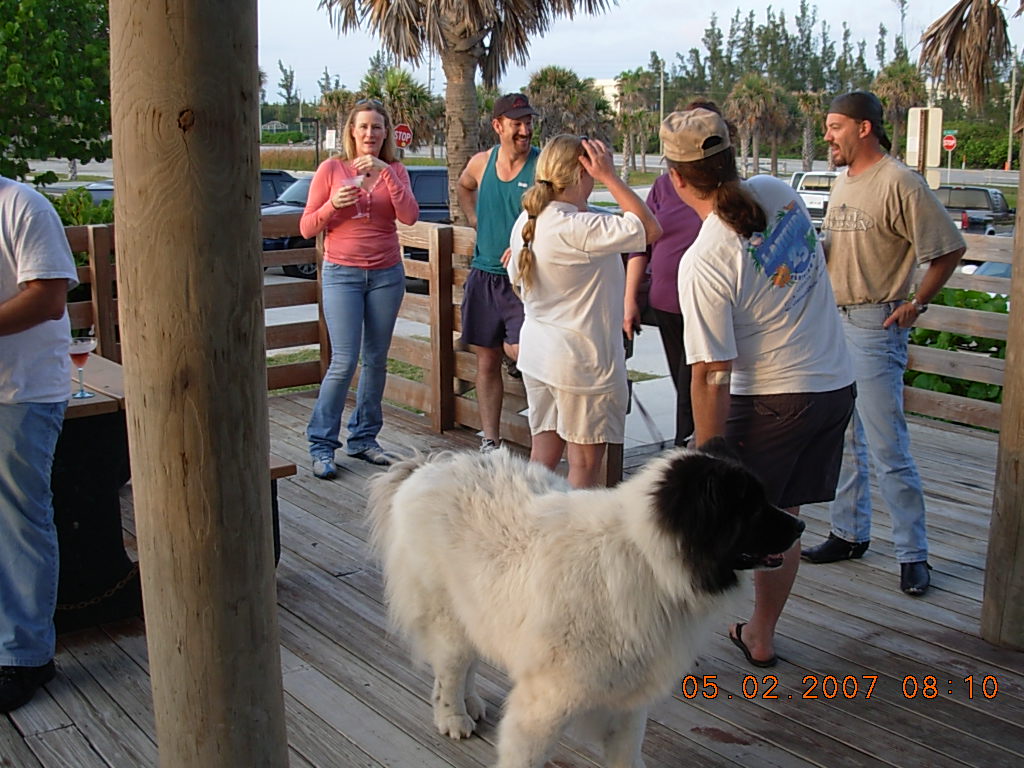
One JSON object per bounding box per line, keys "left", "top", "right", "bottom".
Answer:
{"left": 457, "top": 93, "right": 540, "bottom": 452}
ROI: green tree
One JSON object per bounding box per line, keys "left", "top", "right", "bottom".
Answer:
{"left": 525, "top": 66, "right": 612, "bottom": 146}
{"left": 318, "top": 0, "right": 614, "bottom": 224}
{"left": 361, "top": 67, "right": 434, "bottom": 154}
{"left": 795, "top": 91, "right": 823, "bottom": 171}
{"left": 0, "top": 0, "right": 110, "bottom": 183}
{"left": 873, "top": 57, "right": 927, "bottom": 160}
{"left": 277, "top": 60, "right": 299, "bottom": 123}
{"left": 726, "top": 73, "right": 773, "bottom": 175}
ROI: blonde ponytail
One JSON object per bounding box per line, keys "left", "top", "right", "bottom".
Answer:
{"left": 514, "top": 135, "right": 586, "bottom": 295}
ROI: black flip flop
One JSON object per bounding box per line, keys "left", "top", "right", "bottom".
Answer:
{"left": 729, "top": 623, "right": 778, "bottom": 668}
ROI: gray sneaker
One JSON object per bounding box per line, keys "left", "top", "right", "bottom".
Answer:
{"left": 480, "top": 438, "right": 500, "bottom": 454}
{"left": 312, "top": 458, "right": 337, "bottom": 479}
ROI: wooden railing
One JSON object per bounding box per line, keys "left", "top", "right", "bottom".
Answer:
{"left": 65, "top": 223, "right": 1013, "bottom": 455}
{"left": 64, "top": 214, "right": 535, "bottom": 449}
{"left": 905, "top": 232, "right": 1011, "bottom": 431}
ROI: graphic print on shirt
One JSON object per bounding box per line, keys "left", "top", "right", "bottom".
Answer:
{"left": 747, "top": 200, "right": 821, "bottom": 311}
{"left": 821, "top": 203, "right": 875, "bottom": 233}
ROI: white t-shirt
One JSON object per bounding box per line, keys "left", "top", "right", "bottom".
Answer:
{"left": 508, "top": 203, "right": 647, "bottom": 393}
{"left": 679, "top": 175, "right": 852, "bottom": 396}
{"left": 0, "top": 178, "right": 79, "bottom": 404}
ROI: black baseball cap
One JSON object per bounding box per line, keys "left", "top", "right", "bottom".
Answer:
{"left": 492, "top": 93, "right": 538, "bottom": 120}
{"left": 828, "top": 91, "right": 892, "bottom": 151}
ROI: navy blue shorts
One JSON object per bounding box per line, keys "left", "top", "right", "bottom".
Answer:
{"left": 725, "top": 384, "right": 856, "bottom": 509}
{"left": 460, "top": 268, "right": 524, "bottom": 348}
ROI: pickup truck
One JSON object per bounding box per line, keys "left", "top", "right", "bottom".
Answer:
{"left": 934, "top": 185, "right": 1015, "bottom": 235}
{"left": 793, "top": 171, "right": 838, "bottom": 227}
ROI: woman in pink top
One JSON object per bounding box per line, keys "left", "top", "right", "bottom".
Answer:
{"left": 302, "top": 100, "right": 419, "bottom": 479}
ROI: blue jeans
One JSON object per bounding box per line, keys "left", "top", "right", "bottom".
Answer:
{"left": 829, "top": 302, "right": 928, "bottom": 563}
{"left": 0, "top": 401, "right": 66, "bottom": 666}
{"left": 307, "top": 261, "right": 405, "bottom": 460}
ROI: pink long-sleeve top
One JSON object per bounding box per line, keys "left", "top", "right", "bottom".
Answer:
{"left": 300, "top": 156, "right": 419, "bottom": 269}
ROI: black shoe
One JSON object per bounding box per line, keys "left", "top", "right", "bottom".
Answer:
{"left": 900, "top": 561, "right": 931, "bottom": 596}
{"left": 0, "top": 660, "right": 55, "bottom": 713}
{"left": 801, "top": 533, "right": 869, "bottom": 564}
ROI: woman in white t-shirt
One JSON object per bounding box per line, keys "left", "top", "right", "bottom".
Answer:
{"left": 507, "top": 136, "right": 660, "bottom": 488}
{"left": 662, "top": 109, "right": 855, "bottom": 668}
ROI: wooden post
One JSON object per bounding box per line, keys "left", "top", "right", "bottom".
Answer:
{"left": 429, "top": 224, "right": 455, "bottom": 431}
{"left": 108, "top": 2, "right": 289, "bottom": 765}
{"left": 981, "top": 169, "right": 1024, "bottom": 651}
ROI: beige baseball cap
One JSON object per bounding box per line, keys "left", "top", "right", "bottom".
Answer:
{"left": 660, "top": 108, "right": 732, "bottom": 163}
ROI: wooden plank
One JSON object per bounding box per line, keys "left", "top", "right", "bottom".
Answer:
{"left": 266, "top": 321, "right": 319, "bottom": 351}
{"left": 24, "top": 726, "right": 109, "bottom": 768}
{"left": 264, "top": 280, "right": 318, "bottom": 309}
{"left": 267, "top": 360, "right": 321, "bottom": 391}
{"left": 270, "top": 453, "right": 297, "bottom": 480}
{"left": 913, "top": 304, "right": 1009, "bottom": 342}
{"left": 389, "top": 334, "right": 432, "bottom": 369}
{"left": 404, "top": 257, "right": 431, "bottom": 280}
{"left": 0, "top": 716, "right": 44, "bottom": 766}
{"left": 907, "top": 345, "right": 1004, "bottom": 386}
{"left": 938, "top": 271, "right": 1012, "bottom": 294}
{"left": 261, "top": 210, "right": 303, "bottom": 238}
{"left": 64, "top": 390, "right": 119, "bottom": 419}
{"left": 262, "top": 247, "right": 317, "bottom": 269}
{"left": 46, "top": 641, "right": 159, "bottom": 766}
{"left": 903, "top": 387, "right": 1001, "bottom": 430}
{"left": 87, "top": 225, "right": 119, "bottom": 362}
{"left": 399, "top": 292, "right": 432, "bottom": 325}
{"left": 963, "top": 233, "right": 1014, "bottom": 263}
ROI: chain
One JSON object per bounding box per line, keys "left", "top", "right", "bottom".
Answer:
{"left": 56, "top": 562, "right": 140, "bottom": 612}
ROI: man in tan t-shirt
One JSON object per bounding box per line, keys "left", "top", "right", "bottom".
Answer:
{"left": 801, "top": 91, "right": 965, "bottom": 597}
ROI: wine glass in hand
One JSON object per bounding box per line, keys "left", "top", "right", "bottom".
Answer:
{"left": 70, "top": 337, "right": 97, "bottom": 399}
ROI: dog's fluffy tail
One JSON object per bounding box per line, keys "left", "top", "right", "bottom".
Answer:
{"left": 366, "top": 451, "right": 432, "bottom": 559}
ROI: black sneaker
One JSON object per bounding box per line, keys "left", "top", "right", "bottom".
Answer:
{"left": 0, "top": 660, "right": 55, "bottom": 713}
{"left": 801, "top": 533, "right": 869, "bottom": 564}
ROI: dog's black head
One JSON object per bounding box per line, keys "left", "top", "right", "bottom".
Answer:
{"left": 650, "top": 438, "right": 805, "bottom": 595}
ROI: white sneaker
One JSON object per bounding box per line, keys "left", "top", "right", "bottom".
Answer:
{"left": 480, "top": 438, "right": 500, "bottom": 454}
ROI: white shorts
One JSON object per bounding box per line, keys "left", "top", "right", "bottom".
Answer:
{"left": 522, "top": 373, "right": 627, "bottom": 445}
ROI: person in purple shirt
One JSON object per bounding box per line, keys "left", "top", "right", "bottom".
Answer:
{"left": 627, "top": 171, "right": 702, "bottom": 446}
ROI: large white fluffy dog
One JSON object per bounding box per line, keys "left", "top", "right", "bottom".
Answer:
{"left": 367, "top": 440, "right": 804, "bottom": 768}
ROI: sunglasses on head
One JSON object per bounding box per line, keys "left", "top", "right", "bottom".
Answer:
{"left": 355, "top": 98, "right": 384, "bottom": 108}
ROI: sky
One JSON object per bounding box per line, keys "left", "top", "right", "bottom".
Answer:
{"left": 258, "top": 1, "right": 1024, "bottom": 101}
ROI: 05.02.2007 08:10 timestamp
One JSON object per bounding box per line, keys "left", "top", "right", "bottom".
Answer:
{"left": 680, "top": 674, "right": 1000, "bottom": 701}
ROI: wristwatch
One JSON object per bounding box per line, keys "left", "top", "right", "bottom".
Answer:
{"left": 911, "top": 299, "right": 928, "bottom": 314}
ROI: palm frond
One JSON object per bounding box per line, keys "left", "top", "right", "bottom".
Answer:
{"left": 918, "top": 0, "right": 1011, "bottom": 106}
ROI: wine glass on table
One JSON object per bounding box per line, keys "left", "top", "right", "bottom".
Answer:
{"left": 70, "top": 337, "right": 97, "bottom": 399}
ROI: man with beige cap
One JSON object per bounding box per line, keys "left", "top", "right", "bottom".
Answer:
{"left": 801, "top": 91, "right": 965, "bottom": 598}
{"left": 662, "top": 107, "right": 854, "bottom": 668}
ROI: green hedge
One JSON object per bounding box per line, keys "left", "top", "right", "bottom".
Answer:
{"left": 906, "top": 286, "right": 1008, "bottom": 404}
{"left": 261, "top": 130, "right": 306, "bottom": 144}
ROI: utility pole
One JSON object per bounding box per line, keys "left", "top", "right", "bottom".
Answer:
{"left": 1008, "top": 49, "right": 1017, "bottom": 171}
{"left": 659, "top": 57, "right": 665, "bottom": 156}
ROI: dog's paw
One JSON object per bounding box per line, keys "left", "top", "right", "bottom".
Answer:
{"left": 435, "top": 713, "right": 477, "bottom": 740}
{"left": 465, "top": 692, "right": 487, "bottom": 722}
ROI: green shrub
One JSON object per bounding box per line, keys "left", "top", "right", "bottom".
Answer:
{"left": 46, "top": 187, "right": 114, "bottom": 226}
{"left": 905, "top": 286, "right": 1008, "bottom": 403}
{"left": 261, "top": 130, "right": 306, "bottom": 144}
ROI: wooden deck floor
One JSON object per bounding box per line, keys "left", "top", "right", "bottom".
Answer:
{"left": 3, "top": 391, "right": 1022, "bottom": 767}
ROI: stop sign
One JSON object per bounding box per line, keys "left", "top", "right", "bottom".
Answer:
{"left": 942, "top": 134, "right": 957, "bottom": 152}
{"left": 394, "top": 123, "right": 413, "bottom": 148}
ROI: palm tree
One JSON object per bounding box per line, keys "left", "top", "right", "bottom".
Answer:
{"left": 726, "top": 74, "right": 773, "bottom": 176}
{"left": 795, "top": 91, "right": 823, "bottom": 172}
{"left": 526, "top": 65, "right": 613, "bottom": 146}
{"left": 873, "top": 58, "right": 926, "bottom": 160}
{"left": 318, "top": 0, "right": 613, "bottom": 224}
{"left": 361, "top": 67, "right": 434, "bottom": 155}
{"left": 761, "top": 86, "right": 796, "bottom": 176}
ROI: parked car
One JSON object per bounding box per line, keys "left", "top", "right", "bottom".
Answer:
{"left": 793, "top": 171, "right": 838, "bottom": 228}
{"left": 260, "top": 169, "right": 298, "bottom": 206}
{"left": 934, "top": 185, "right": 1015, "bottom": 235}
{"left": 80, "top": 170, "right": 299, "bottom": 207}
{"left": 261, "top": 166, "right": 451, "bottom": 280}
